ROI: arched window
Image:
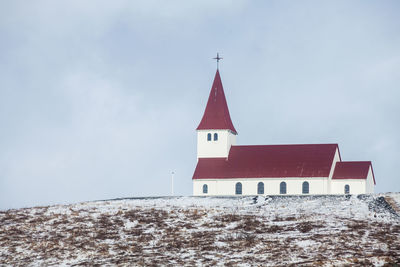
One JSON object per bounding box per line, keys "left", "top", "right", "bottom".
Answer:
{"left": 302, "top": 181, "right": 309, "bottom": 194}
{"left": 214, "top": 133, "right": 218, "bottom": 141}
{"left": 257, "top": 182, "right": 264, "bottom": 195}
{"left": 203, "top": 184, "right": 208, "bottom": 194}
{"left": 207, "top": 133, "right": 212, "bottom": 141}
{"left": 280, "top": 182, "right": 287, "bottom": 194}
{"left": 235, "top": 182, "right": 242, "bottom": 195}
{"left": 344, "top": 184, "right": 350, "bottom": 194}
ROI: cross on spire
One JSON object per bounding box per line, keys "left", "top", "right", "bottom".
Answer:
{"left": 213, "top": 53, "right": 223, "bottom": 69}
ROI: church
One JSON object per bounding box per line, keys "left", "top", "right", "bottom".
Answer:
{"left": 192, "top": 68, "right": 375, "bottom": 196}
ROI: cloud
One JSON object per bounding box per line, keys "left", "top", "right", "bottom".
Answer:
{"left": 1, "top": 1, "right": 399, "bottom": 209}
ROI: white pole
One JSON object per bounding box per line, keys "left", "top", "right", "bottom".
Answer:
{"left": 171, "top": 171, "right": 174, "bottom": 196}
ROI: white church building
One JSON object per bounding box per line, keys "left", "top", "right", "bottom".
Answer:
{"left": 192, "top": 69, "right": 375, "bottom": 196}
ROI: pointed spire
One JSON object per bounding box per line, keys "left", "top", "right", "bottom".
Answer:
{"left": 196, "top": 70, "right": 237, "bottom": 134}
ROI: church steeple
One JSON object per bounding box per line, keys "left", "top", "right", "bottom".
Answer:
{"left": 196, "top": 69, "right": 237, "bottom": 159}
{"left": 196, "top": 70, "right": 237, "bottom": 134}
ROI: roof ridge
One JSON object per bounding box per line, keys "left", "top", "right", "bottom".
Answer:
{"left": 234, "top": 143, "right": 339, "bottom": 147}
{"left": 337, "top": 161, "right": 371, "bottom": 163}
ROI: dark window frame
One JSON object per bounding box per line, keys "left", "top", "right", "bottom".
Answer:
{"left": 344, "top": 184, "right": 350, "bottom": 194}
{"left": 203, "top": 184, "right": 208, "bottom": 194}
{"left": 235, "top": 182, "right": 242, "bottom": 195}
{"left": 280, "top": 182, "right": 287, "bottom": 194}
{"left": 214, "top": 133, "right": 218, "bottom": 141}
{"left": 302, "top": 181, "right": 309, "bottom": 194}
{"left": 207, "top": 133, "right": 212, "bottom": 141}
{"left": 257, "top": 182, "right": 264, "bottom": 194}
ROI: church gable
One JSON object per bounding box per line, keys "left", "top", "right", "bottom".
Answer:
{"left": 332, "top": 161, "right": 375, "bottom": 184}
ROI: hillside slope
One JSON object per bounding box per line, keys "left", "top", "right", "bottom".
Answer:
{"left": 1, "top": 194, "right": 400, "bottom": 266}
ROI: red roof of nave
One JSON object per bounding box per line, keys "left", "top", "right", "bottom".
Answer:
{"left": 332, "top": 161, "right": 376, "bottom": 184}
{"left": 196, "top": 70, "right": 237, "bottom": 134}
{"left": 193, "top": 144, "right": 339, "bottom": 179}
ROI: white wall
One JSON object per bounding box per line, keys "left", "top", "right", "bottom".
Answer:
{"left": 366, "top": 167, "right": 375, "bottom": 194}
{"left": 327, "top": 148, "right": 341, "bottom": 194}
{"left": 193, "top": 177, "right": 328, "bottom": 196}
{"left": 197, "top": 129, "right": 236, "bottom": 158}
{"left": 330, "top": 179, "right": 366, "bottom": 194}
{"left": 194, "top": 142, "right": 374, "bottom": 196}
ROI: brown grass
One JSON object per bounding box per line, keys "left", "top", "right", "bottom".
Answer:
{"left": 1, "top": 199, "right": 400, "bottom": 266}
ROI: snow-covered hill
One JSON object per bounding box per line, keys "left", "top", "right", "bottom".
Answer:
{"left": 1, "top": 194, "right": 400, "bottom": 266}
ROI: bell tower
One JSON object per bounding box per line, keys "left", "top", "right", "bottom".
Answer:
{"left": 196, "top": 69, "right": 237, "bottom": 159}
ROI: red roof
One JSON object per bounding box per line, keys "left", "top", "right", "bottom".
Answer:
{"left": 196, "top": 70, "right": 237, "bottom": 134}
{"left": 193, "top": 144, "right": 338, "bottom": 179}
{"left": 332, "top": 161, "right": 375, "bottom": 184}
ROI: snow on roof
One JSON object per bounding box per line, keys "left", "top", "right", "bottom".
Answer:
{"left": 193, "top": 144, "right": 338, "bottom": 179}
{"left": 196, "top": 70, "right": 237, "bottom": 134}
{"left": 332, "top": 161, "right": 376, "bottom": 184}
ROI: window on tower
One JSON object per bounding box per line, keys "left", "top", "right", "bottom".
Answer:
{"left": 214, "top": 133, "right": 218, "bottom": 141}
{"left": 207, "top": 133, "right": 211, "bottom": 141}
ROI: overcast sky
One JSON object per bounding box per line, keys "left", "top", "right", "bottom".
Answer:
{"left": 1, "top": 1, "right": 399, "bottom": 209}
